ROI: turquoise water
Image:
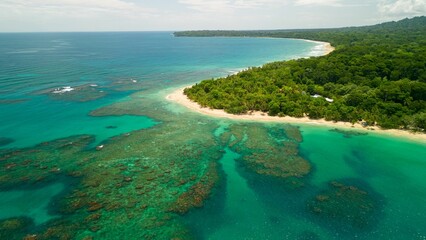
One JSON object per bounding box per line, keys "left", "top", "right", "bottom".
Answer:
{"left": 184, "top": 124, "right": 426, "bottom": 239}
{"left": 0, "top": 183, "right": 65, "bottom": 225}
{"left": 0, "top": 32, "right": 425, "bottom": 239}
{"left": 301, "top": 127, "right": 426, "bottom": 239}
{"left": 0, "top": 32, "right": 316, "bottom": 149}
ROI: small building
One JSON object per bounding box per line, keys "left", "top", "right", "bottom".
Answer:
{"left": 310, "top": 94, "right": 334, "bottom": 103}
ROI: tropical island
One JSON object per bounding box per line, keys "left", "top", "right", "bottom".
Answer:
{"left": 173, "top": 17, "right": 426, "bottom": 133}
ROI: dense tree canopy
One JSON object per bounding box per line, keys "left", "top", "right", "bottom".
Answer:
{"left": 176, "top": 17, "right": 426, "bottom": 131}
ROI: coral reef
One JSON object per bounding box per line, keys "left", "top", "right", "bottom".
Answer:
{"left": 0, "top": 217, "right": 34, "bottom": 240}
{"left": 0, "top": 135, "right": 94, "bottom": 189}
{"left": 221, "top": 123, "right": 311, "bottom": 182}
{"left": 1, "top": 87, "right": 379, "bottom": 239}
{"left": 0, "top": 90, "right": 224, "bottom": 239}
{"left": 307, "top": 181, "right": 381, "bottom": 231}
{"left": 169, "top": 162, "right": 220, "bottom": 214}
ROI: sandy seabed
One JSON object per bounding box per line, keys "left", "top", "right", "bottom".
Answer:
{"left": 165, "top": 40, "right": 425, "bottom": 144}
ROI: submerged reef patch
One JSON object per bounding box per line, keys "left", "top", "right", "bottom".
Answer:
{"left": 0, "top": 135, "right": 94, "bottom": 189}
{"left": 0, "top": 91, "right": 226, "bottom": 239}
{"left": 0, "top": 99, "right": 28, "bottom": 105}
{"left": 330, "top": 128, "right": 368, "bottom": 138}
{"left": 220, "top": 123, "right": 311, "bottom": 188}
{"left": 0, "top": 137, "right": 14, "bottom": 147}
{"left": 169, "top": 162, "right": 220, "bottom": 214}
{"left": 35, "top": 84, "right": 107, "bottom": 102}
{"left": 0, "top": 217, "right": 35, "bottom": 240}
{"left": 307, "top": 180, "right": 383, "bottom": 234}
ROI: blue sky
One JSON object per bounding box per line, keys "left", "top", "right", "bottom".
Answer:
{"left": 0, "top": 0, "right": 425, "bottom": 32}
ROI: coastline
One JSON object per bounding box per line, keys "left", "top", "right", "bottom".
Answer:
{"left": 302, "top": 39, "right": 335, "bottom": 55}
{"left": 165, "top": 39, "right": 423, "bottom": 143}
{"left": 166, "top": 87, "right": 426, "bottom": 143}
{"left": 320, "top": 42, "right": 334, "bottom": 55}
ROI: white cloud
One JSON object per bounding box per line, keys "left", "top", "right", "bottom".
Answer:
{"left": 0, "top": 0, "right": 417, "bottom": 32}
{"left": 234, "top": 0, "right": 286, "bottom": 8}
{"left": 178, "top": 0, "right": 285, "bottom": 12}
{"left": 0, "top": 0, "right": 162, "bottom": 31}
{"left": 178, "top": 0, "right": 232, "bottom": 12}
{"left": 293, "top": 0, "right": 371, "bottom": 7}
{"left": 294, "top": 0, "right": 342, "bottom": 7}
{"left": 0, "top": 0, "right": 158, "bottom": 16}
{"left": 378, "top": 0, "right": 426, "bottom": 17}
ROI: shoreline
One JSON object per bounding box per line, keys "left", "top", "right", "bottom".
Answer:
{"left": 166, "top": 87, "right": 426, "bottom": 143}
{"left": 302, "top": 39, "right": 335, "bottom": 55}
{"left": 322, "top": 42, "right": 335, "bottom": 55}
{"left": 165, "top": 39, "right": 423, "bottom": 143}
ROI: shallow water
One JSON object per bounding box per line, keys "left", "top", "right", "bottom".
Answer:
{"left": 183, "top": 124, "right": 426, "bottom": 239}
{"left": 0, "top": 32, "right": 425, "bottom": 240}
{"left": 0, "top": 183, "right": 65, "bottom": 225}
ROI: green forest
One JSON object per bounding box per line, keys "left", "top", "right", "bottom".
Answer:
{"left": 176, "top": 17, "right": 426, "bottom": 131}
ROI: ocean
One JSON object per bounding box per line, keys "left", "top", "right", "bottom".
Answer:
{"left": 0, "top": 32, "right": 425, "bottom": 239}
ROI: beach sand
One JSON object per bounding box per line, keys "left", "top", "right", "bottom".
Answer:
{"left": 323, "top": 42, "right": 335, "bottom": 55}
{"left": 165, "top": 40, "right": 424, "bottom": 143}
{"left": 303, "top": 39, "right": 335, "bottom": 55}
{"left": 166, "top": 86, "right": 425, "bottom": 143}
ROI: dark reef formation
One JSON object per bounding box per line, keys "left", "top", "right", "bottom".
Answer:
{"left": 307, "top": 180, "right": 383, "bottom": 234}
{"left": 220, "top": 123, "right": 311, "bottom": 188}
{"left": 0, "top": 137, "right": 14, "bottom": 147}
{"left": 329, "top": 128, "right": 368, "bottom": 138}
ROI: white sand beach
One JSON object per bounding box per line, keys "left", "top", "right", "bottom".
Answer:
{"left": 166, "top": 86, "right": 426, "bottom": 143}
{"left": 165, "top": 40, "right": 424, "bottom": 143}
{"left": 303, "top": 39, "right": 335, "bottom": 55}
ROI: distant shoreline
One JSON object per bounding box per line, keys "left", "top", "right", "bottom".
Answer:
{"left": 165, "top": 39, "right": 424, "bottom": 143}
{"left": 302, "top": 39, "right": 335, "bottom": 55}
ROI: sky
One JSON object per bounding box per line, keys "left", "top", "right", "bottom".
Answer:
{"left": 0, "top": 0, "right": 425, "bottom": 32}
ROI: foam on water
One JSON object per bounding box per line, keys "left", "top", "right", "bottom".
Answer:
{"left": 52, "top": 86, "right": 74, "bottom": 94}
